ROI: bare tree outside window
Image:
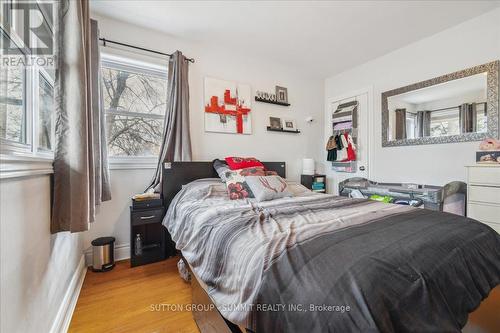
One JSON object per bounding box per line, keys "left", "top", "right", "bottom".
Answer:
{"left": 430, "top": 109, "right": 460, "bottom": 137}
{"left": 0, "top": 65, "right": 26, "bottom": 144}
{"left": 102, "top": 62, "right": 167, "bottom": 156}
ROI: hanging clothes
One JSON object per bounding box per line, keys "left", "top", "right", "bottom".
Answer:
{"left": 326, "top": 136, "right": 337, "bottom": 162}
{"left": 337, "top": 134, "right": 349, "bottom": 161}
{"left": 345, "top": 133, "right": 356, "bottom": 161}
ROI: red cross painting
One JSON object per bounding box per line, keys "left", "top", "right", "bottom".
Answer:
{"left": 204, "top": 77, "right": 252, "bottom": 134}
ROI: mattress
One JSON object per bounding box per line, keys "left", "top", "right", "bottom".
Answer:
{"left": 163, "top": 178, "right": 500, "bottom": 332}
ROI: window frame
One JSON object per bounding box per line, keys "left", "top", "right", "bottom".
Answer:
{"left": 0, "top": 5, "right": 55, "bottom": 179}
{"left": 0, "top": 27, "right": 34, "bottom": 156}
{"left": 101, "top": 53, "right": 167, "bottom": 169}
{"left": 35, "top": 67, "right": 55, "bottom": 156}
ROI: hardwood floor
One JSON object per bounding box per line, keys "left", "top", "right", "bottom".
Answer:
{"left": 69, "top": 257, "right": 199, "bottom": 333}
{"left": 69, "top": 256, "right": 499, "bottom": 333}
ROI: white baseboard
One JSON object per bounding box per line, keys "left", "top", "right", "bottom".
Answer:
{"left": 84, "top": 243, "right": 130, "bottom": 266}
{"left": 50, "top": 255, "right": 87, "bottom": 333}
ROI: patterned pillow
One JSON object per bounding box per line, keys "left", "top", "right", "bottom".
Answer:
{"left": 244, "top": 176, "right": 293, "bottom": 202}
{"left": 225, "top": 157, "right": 264, "bottom": 170}
{"left": 213, "top": 159, "right": 230, "bottom": 182}
{"left": 224, "top": 167, "right": 267, "bottom": 200}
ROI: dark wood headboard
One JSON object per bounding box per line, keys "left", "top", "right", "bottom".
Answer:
{"left": 161, "top": 161, "right": 286, "bottom": 208}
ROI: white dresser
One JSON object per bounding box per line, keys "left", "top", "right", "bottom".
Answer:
{"left": 466, "top": 165, "right": 500, "bottom": 233}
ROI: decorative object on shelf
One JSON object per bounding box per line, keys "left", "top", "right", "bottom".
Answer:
{"left": 204, "top": 77, "right": 252, "bottom": 134}
{"left": 476, "top": 138, "right": 500, "bottom": 164}
{"left": 282, "top": 118, "right": 297, "bottom": 131}
{"left": 269, "top": 116, "right": 282, "bottom": 130}
{"left": 301, "top": 174, "right": 327, "bottom": 193}
{"left": 275, "top": 86, "right": 288, "bottom": 104}
{"left": 255, "top": 85, "right": 290, "bottom": 106}
{"left": 302, "top": 158, "right": 315, "bottom": 175}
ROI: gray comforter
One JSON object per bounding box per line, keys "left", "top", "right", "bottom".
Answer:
{"left": 163, "top": 179, "right": 500, "bottom": 333}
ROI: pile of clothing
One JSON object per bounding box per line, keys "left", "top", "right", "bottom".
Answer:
{"left": 326, "top": 133, "right": 356, "bottom": 162}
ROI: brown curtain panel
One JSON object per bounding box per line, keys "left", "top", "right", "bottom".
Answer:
{"left": 416, "top": 111, "right": 431, "bottom": 138}
{"left": 51, "top": 1, "right": 111, "bottom": 233}
{"left": 146, "top": 51, "right": 192, "bottom": 193}
{"left": 394, "top": 108, "right": 407, "bottom": 139}
{"left": 459, "top": 103, "right": 477, "bottom": 133}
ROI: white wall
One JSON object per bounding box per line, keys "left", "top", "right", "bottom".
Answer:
{"left": 85, "top": 14, "right": 325, "bottom": 254}
{"left": 0, "top": 175, "right": 84, "bottom": 333}
{"left": 324, "top": 8, "right": 500, "bottom": 186}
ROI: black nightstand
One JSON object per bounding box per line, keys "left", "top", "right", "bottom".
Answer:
{"left": 301, "top": 174, "right": 327, "bottom": 193}
{"left": 130, "top": 204, "right": 175, "bottom": 267}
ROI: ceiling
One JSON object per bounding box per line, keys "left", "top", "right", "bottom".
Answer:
{"left": 90, "top": 1, "right": 500, "bottom": 78}
{"left": 392, "top": 72, "right": 487, "bottom": 104}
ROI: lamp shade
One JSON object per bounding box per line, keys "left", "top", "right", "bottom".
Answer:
{"left": 302, "top": 158, "right": 315, "bottom": 175}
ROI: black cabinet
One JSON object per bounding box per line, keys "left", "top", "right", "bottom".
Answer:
{"left": 301, "top": 174, "right": 327, "bottom": 193}
{"left": 130, "top": 205, "right": 175, "bottom": 267}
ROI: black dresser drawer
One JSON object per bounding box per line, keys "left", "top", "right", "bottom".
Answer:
{"left": 131, "top": 208, "right": 164, "bottom": 226}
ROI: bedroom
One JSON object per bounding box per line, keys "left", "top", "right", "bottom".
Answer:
{"left": 0, "top": 0, "right": 499, "bottom": 332}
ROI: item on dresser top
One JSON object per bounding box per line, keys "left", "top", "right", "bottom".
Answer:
{"left": 478, "top": 138, "right": 500, "bottom": 151}
{"left": 476, "top": 151, "right": 500, "bottom": 164}
{"left": 244, "top": 175, "right": 293, "bottom": 202}
{"left": 225, "top": 156, "right": 264, "bottom": 170}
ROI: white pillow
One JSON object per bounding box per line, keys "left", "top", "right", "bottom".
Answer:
{"left": 244, "top": 176, "right": 293, "bottom": 202}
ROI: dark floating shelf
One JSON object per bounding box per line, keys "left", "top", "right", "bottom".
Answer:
{"left": 255, "top": 97, "right": 290, "bottom": 106}
{"left": 267, "top": 126, "right": 300, "bottom": 134}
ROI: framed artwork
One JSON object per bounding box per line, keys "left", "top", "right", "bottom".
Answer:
{"left": 204, "top": 77, "right": 252, "bottom": 134}
{"left": 269, "top": 117, "right": 282, "bottom": 129}
{"left": 275, "top": 86, "right": 288, "bottom": 104}
{"left": 283, "top": 118, "right": 297, "bottom": 131}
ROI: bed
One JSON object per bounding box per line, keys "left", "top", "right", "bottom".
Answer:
{"left": 161, "top": 162, "right": 500, "bottom": 333}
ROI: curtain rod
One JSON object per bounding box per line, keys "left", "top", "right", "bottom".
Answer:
{"left": 405, "top": 101, "right": 486, "bottom": 114}
{"left": 99, "top": 38, "right": 195, "bottom": 63}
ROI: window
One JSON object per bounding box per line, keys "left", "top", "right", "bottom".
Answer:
{"left": 0, "top": 61, "right": 26, "bottom": 144}
{"left": 406, "top": 113, "right": 416, "bottom": 139}
{"left": 101, "top": 58, "right": 167, "bottom": 157}
{"left": 476, "top": 102, "right": 487, "bottom": 133}
{"left": 430, "top": 108, "right": 460, "bottom": 137}
{"left": 1, "top": 13, "right": 55, "bottom": 162}
{"left": 38, "top": 72, "right": 54, "bottom": 151}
